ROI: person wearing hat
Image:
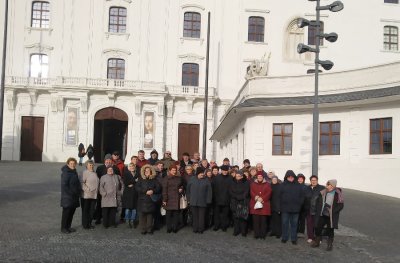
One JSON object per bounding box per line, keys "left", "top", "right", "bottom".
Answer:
{"left": 186, "top": 167, "right": 212, "bottom": 234}
{"left": 229, "top": 170, "right": 250, "bottom": 237}
{"left": 239, "top": 159, "right": 251, "bottom": 173}
{"left": 279, "top": 170, "right": 304, "bottom": 245}
{"left": 212, "top": 165, "right": 232, "bottom": 231}
{"left": 311, "top": 179, "right": 344, "bottom": 251}
{"left": 148, "top": 149, "right": 159, "bottom": 166}
{"left": 112, "top": 151, "right": 125, "bottom": 178}
{"left": 162, "top": 165, "right": 184, "bottom": 233}
{"left": 179, "top": 152, "right": 193, "bottom": 176}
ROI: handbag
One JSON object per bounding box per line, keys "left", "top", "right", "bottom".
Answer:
{"left": 160, "top": 206, "right": 166, "bottom": 216}
{"left": 235, "top": 201, "right": 249, "bottom": 220}
{"left": 180, "top": 194, "right": 188, "bottom": 210}
{"left": 254, "top": 200, "right": 263, "bottom": 209}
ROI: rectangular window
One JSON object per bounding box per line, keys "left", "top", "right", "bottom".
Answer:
{"left": 31, "top": 1, "right": 50, "bottom": 28}
{"left": 370, "top": 118, "right": 392, "bottom": 154}
{"left": 319, "top": 121, "right": 340, "bottom": 155}
{"left": 308, "top": 21, "right": 324, "bottom": 46}
{"left": 30, "top": 54, "right": 48, "bottom": 78}
{"left": 107, "top": 59, "right": 125, "bottom": 79}
{"left": 183, "top": 12, "right": 201, "bottom": 38}
{"left": 182, "top": 63, "right": 199, "bottom": 86}
{"left": 384, "top": 0, "right": 399, "bottom": 4}
{"left": 109, "top": 7, "right": 127, "bottom": 33}
{"left": 272, "top": 123, "right": 293, "bottom": 155}
{"left": 384, "top": 26, "right": 398, "bottom": 51}
{"left": 248, "top": 16, "right": 265, "bottom": 42}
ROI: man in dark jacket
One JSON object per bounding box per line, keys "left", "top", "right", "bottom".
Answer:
{"left": 212, "top": 165, "right": 231, "bottom": 231}
{"left": 179, "top": 152, "right": 193, "bottom": 176}
{"left": 148, "top": 149, "right": 159, "bottom": 165}
{"left": 60, "top": 158, "right": 81, "bottom": 234}
{"left": 279, "top": 170, "right": 304, "bottom": 245}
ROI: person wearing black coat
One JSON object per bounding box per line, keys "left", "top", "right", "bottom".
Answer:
{"left": 270, "top": 176, "right": 282, "bottom": 238}
{"left": 306, "top": 175, "right": 325, "bottom": 242}
{"left": 135, "top": 164, "right": 161, "bottom": 234}
{"left": 296, "top": 173, "right": 308, "bottom": 235}
{"left": 122, "top": 163, "right": 139, "bottom": 228}
{"left": 86, "top": 144, "right": 94, "bottom": 161}
{"left": 60, "top": 158, "right": 81, "bottom": 234}
{"left": 78, "top": 143, "right": 85, "bottom": 166}
{"left": 186, "top": 167, "right": 212, "bottom": 234}
{"left": 229, "top": 171, "right": 250, "bottom": 237}
{"left": 279, "top": 170, "right": 304, "bottom": 244}
{"left": 311, "top": 179, "right": 344, "bottom": 251}
{"left": 212, "top": 165, "right": 232, "bottom": 231}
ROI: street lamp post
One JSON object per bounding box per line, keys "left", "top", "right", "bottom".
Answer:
{"left": 0, "top": 0, "right": 9, "bottom": 160}
{"left": 297, "top": 0, "right": 344, "bottom": 176}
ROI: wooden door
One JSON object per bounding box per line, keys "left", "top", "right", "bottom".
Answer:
{"left": 20, "top": 116, "right": 44, "bottom": 161}
{"left": 178, "top": 123, "right": 200, "bottom": 159}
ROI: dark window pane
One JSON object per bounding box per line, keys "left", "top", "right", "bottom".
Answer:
{"left": 107, "top": 58, "right": 125, "bottom": 79}
{"left": 183, "top": 12, "right": 201, "bottom": 38}
{"left": 182, "top": 63, "right": 199, "bottom": 86}
{"left": 320, "top": 123, "right": 329, "bottom": 133}
{"left": 273, "top": 125, "right": 281, "bottom": 134}
{"left": 308, "top": 21, "right": 324, "bottom": 45}
{"left": 248, "top": 16, "right": 265, "bottom": 42}
{"left": 109, "top": 7, "right": 127, "bottom": 33}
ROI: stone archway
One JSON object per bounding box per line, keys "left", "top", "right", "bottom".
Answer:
{"left": 93, "top": 107, "right": 128, "bottom": 163}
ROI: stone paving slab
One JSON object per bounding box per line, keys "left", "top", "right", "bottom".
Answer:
{"left": 0, "top": 161, "right": 398, "bottom": 263}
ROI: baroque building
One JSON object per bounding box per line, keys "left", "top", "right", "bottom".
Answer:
{"left": 1, "top": 0, "right": 400, "bottom": 197}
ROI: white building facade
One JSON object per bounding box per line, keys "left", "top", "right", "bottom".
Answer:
{"left": 1, "top": 0, "right": 400, "bottom": 197}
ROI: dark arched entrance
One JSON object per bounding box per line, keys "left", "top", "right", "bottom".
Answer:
{"left": 94, "top": 107, "right": 128, "bottom": 163}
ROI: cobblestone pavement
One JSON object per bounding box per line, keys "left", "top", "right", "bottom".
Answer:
{"left": 0, "top": 161, "right": 398, "bottom": 263}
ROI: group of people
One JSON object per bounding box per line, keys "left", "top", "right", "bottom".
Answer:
{"left": 60, "top": 149, "right": 344, "bottom": 251}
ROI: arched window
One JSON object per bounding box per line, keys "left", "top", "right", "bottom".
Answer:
{"left": 31, "top": 1, "right": 50, "bottom": 28}
{"left": 109, "top": 7, "right": 127, "bottom": 33}
{"left": 308, "top": 21, "right": 324, "bottom": 45}
{"left": 183, "top": 12, "right": 201, "bottom": 38}
{"left": 384, "top": 26, "right": 398, "bottom": 51}
{"left": 182, "top": 63, "right": 199, "bottom": 86}
{"left": 284, "top": 18, "right": 304, "bottom": 61}
{"left": 30, "top": 54, "right": 48, "bottom": 78}
{"left": 107, "top": 58, "right": 125, "bottom": 79}
{"left": 248, "top": 16, "right": 265, "bottom": 42}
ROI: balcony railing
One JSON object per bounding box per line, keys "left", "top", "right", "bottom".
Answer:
{"left": 5, "top": 76, "right": 215, "bottom": 98}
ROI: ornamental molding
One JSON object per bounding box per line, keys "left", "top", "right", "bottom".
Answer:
{"left": 25, "top": 43, "right": 54, "bottom": 52}
{"left": 245, "top": 9, "right": 270, "bottom": 14}
{"left": 181, "top": 4, "right": 205, "bottom": 11}
{"left": 103, "top": 48, "right": 131, "bottom": 56}
{"left": 105, "top": 0, "right": 132, "bottom": 3}
{"left": 380, "top": 18, "right": 400, "bottom": 23}
{"left": 178, "top": 53, "right": 205, "bottom": 62}
{"left": 6, "top": 89, "right": 15, "bottom": 110}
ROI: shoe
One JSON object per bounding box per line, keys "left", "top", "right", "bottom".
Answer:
{"left": 292, "top": 241, "right": 297, "bottom": 245}
{"left": 148, "top": 231, "right": 153, "bottom": 235}
{"left": 311, "top": 236, "right": 321, "bottom": 248}
{"left": 327, "top": 238, "right": 334, "bottom": 251}
{"left": 128, "top": 220, "right": 133, "bottom": 228}
{"left": 222, "top": 228, "right": 227, "bottom": 232}
{"left": 213, "top": 227, "right": 219, "bottom": 231}
{"left": 241, "top": 233, "right": 247, "bottom": 237}
{"left": 173, "top": 230, "right": 178, "bottom": 234}
{"left": 95, "top": 220, "right": 101, "bottom": 225}
{"left": 141, "top": 231, "right": 147, "bottom": 235}
{"left": 167, "top": 229, "right": 172, "bottom": 233}
{"left": 281, "top": 239, "right": 287, "bottom": 243}
{"left": 133, "top": 220, "right": 139, "bottom": 229}
{"left": 233, "top": 232, "right": 239, "bottom": 236}
{"left": 199, "top": 231, "right": 203, "bottom": 234}
{"left": 276, "top": 236, "right": 281, "bottom": 239}
{"left": 68, "top": 228, "right": 76, "bottom": 233}
{"left": 61, "top": 228, "right": 71, "bottom": 234}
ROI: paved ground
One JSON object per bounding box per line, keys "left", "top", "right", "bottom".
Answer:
{"left": 0, "top": 161, "right": 399, "bottom": 263}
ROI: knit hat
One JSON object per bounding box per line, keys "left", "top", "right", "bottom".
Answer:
{"left": 104, "top": 154, "right": 112, "bottom": 160}
{"left": 196, "top": 167, "right": 205, "bottom": 176}
{"left": 220, "top": 165, "right": 230, "bottom": 171}
{"left": 327, "top": 179, "right": 337, "bottom": 188}
{"left": 297, "top": 173, "right": 305, "bottom": 179}
{"left": 150, "top": 149, "right": 158, "bottom": 155}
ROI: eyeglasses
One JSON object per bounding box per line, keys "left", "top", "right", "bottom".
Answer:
{"left": 165, "top": 153, "right": 171, "bottom": 155}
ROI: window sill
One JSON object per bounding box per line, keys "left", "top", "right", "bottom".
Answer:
{"left": 380, "top": 49, "right": 400, "bottom": 53}
{"left": 26, "top": 27, "right": 53, "bottom": 34}
{"left": 180, "top": 37, "right": 204, "bottom": 44}
{"left": 105, "top": 32, "right": 130, "bottom": 40}
{"left": 245, "top": 41, "right": 268, "bottom": 46}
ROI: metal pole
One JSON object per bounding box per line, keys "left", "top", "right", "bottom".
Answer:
{"left": 0, "top": 0, "right": 9, "bottom": 160}
{"left": 312, "top": 0, "right": 321, "bottom": 176}
{"left": 202, "top": 12, "right": 210, "bottom": 159}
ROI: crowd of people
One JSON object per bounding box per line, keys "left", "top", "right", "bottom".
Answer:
{"left": 60, "top": 149, "right": 344, "bottom": 251}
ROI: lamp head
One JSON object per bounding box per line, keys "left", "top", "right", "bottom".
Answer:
{"left": 318, "top": 60, "right": 334, "bottom": 70}
{"left": 297, "top": 43, "right": 317, "bottom": 54}
{"left": 324, "top": 32, "right": 338, "bottom": 42}
{"left": 329, "top": 1, "right": 344, "bottom": 12}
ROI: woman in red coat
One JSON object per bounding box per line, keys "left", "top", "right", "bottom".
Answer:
{"left": 249, "top": 173, "right": 272, "bottom": 239}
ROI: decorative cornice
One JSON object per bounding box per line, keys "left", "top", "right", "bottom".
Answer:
{"left": 103, "top": 48, "right": 131, "bottom": 55}
{"left": 245, "top": 9, "right": 270, "bottom": 14}
{"left": 181, "top": 4, "right": 205, "bottom": 11}
{"left": 178, "top": 53, "right": 205, "bottom": 62}
{"left": 25, "top": 43, "right": 54, "bottom": 52}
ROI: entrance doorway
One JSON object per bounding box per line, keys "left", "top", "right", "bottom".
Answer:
{"left": 93, "top": 107, "right": 128, "bottom": 163}
{"left": 178, "top": 123, "right": 200, "bottom": 159}
{"left": 20, "top": 116, "right": 44, "bottom": 161}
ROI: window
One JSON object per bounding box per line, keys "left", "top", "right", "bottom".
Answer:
{"left": 308, "top": 21, "right": 324, "bottom": 46}
{"left": 109, "top": 7, "right": 127, "bottom": 33}
{"left": 183, "top": 12, "right": 201, "bottom": 38}
{"left": 248, "top": 16, "right": 265, "bottom": 42}
{"left": 31, "top": 1, "right": 50, "bottom": 28}
{"left": 319, "top": 121, "right": 340, "bottom": 155}
{"left": 107, "top": 59, "right": 125, "bottom": 79}
{"left": 384, "top": 26, "right": 398, "bottom": 51}
{"left": 384, "top": 0, "right": 399, "bottom": 3}
{"left": 370, "top": 118, "right": 392, "bottom": 154}
{"left": 272, "top": 123, "right": 293, "bottom": 155}
{"left": 182, "top": 63, "right": 199, "bottom": 86}
{"left": 285, "top": 18, "right": 304, "bottom": 61}
{"left": 30, "top": 54, "right": 48, "bottom": 78}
